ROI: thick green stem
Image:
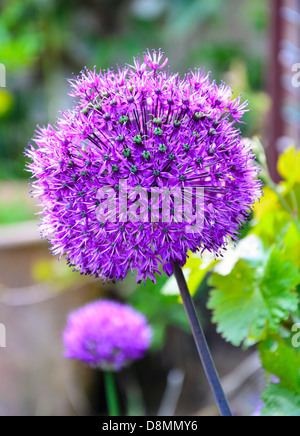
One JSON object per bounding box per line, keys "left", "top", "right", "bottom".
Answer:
{"left": 104, "top": 371, "right": 120, "bottom": 416}
{"left": 172, "top": 262, "right": 232, "bottom": 417}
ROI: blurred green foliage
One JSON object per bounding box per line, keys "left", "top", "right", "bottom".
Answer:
{"left": 0, "top": 196, "right": 34, "bottom": 223}
{"left": 261, "top": 384, "right": 300, "bottom": 417}
{"left": 0, "top": 0, "right": 268, "bottom": 179}
{"left": 127, "top": 275, "right": 191, "bottom": 349}
{"left": 0, "top": 181, "right": 35, "bottom": 223}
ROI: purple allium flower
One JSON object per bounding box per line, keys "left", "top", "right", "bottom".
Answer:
{"left": 63, "top": 300, "right": 152, "bottom": 370}
{"left": 26, "top": 49, "right": 262, "bottom": 283}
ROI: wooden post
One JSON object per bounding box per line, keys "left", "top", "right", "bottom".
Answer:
{"left": 268, "top": 0, "right": 284, "bottom": 182}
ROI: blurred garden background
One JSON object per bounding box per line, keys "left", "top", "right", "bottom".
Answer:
{"left": 0, "top": 0, "right": 300, "bottom": 417}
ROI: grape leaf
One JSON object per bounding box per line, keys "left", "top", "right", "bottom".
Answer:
{"left": 260, "top": 251, "right": 300, "bottom": 326}
{"left": 208, "top": 260, "right": 263, "bottom": 346}
{"left": 260, "top": 342, "right": 300, "bottom": 391}
{"left": 208, "top": 250, "right": 300, "bottom": 346}
{"left": 261, "top": 383, "right": 300, "bottom": 417}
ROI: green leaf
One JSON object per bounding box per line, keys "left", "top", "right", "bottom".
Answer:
{"left": 261, "top": 383, "right": 300, "bottom": 417}
{"left": 208, "top": 250, "right": 300, "bottom": 346}
{"left": 208, "top": 260, "right": 261, "bottom": 346}
{"left": 260, "top": 251, "right": 300, "bottom": 326}
{"left": 260, "top": 342, "right": 300, "bottom": 391}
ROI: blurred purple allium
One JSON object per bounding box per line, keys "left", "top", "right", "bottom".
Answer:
{"left": 63, "top": 300, "right": 152, "bottom": 370}
{"left": 26, "top": 49, "right": 262, "bottom": 283}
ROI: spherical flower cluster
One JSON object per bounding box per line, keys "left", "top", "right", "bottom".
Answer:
{"left": 26, "top": 49, "right": 261, "bottom": 283}
{"left": 63, "top": 300, "right": 152, "bottom": 370}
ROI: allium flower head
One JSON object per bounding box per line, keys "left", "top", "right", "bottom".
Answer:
{"left": 63, "top": 300, "right": 152, "bottom": 370}
{"left": 26, "top": 49, "right": 262, "bottom": 283}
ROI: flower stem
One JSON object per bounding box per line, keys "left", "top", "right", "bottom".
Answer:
{"left": 104, "top": 371, "right": 120, "bottom": 416}
{"left": 172, "top": 262, "right": 232, "bottom": 417}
